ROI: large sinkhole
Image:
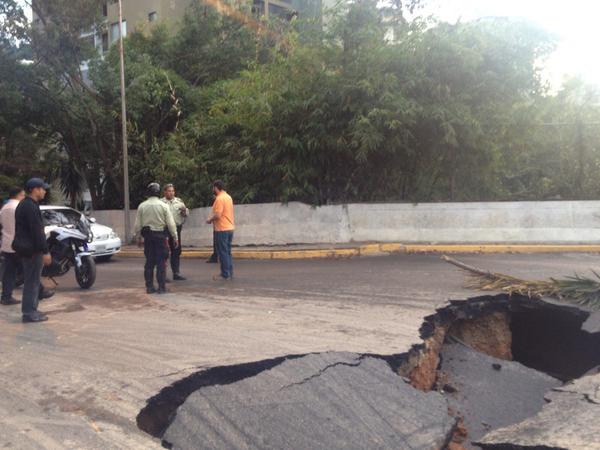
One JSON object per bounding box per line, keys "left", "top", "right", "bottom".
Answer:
{"left": 436, "top": 297, "right": 600, "bottom": 383}
{"left": 511, "top": 304, "right": 600, "bottom": 381}
{"left": 137, "top": 294, "right": 600, "bottom": 449}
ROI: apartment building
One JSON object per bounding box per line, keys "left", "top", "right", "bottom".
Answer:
{"left": 41, "top": 0, "right": 328, "bottom": 55}
{"left": 253, "top": 0, "right": 325, "bottom": 20}
{"left": 32, "top": 0, "right": 331, "bottom": 76}
{"left": 99, "top": 0, "right": 189, "bottom": 51}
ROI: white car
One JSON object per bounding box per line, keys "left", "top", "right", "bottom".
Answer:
{"left": 41, "top": 206, "right": 122, "bottom": 261}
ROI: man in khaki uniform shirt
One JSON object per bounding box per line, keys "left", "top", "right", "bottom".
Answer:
{"left": 134, "top": 183, "right": 178, "bottom": 294}
{"left": 162, "top": 184, "right": 189, "bottom": 281}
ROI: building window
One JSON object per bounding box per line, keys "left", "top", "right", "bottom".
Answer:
{"left": 110, "top": 22, "right": 118, "bottom": 43}
{"left": 110, "top": 20, "right": 126, "bottom": 44}
{"left": 252, "top": 0, "right": 263, "bottom": 17}
{"left": 102, "top": 32, "right": 109, "bottom": 52}
{"left": 102, "top": 2, "right": 108, "bottom": 17}
{"left": 148, "top": 11, "right": 158, "bottom": 22}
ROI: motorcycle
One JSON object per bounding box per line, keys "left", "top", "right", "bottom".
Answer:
{"left": 43, "top": 220, "right": 97, "bottom": 289}
{"left": 10, "top": 215, "right": 97, "bottom": 289}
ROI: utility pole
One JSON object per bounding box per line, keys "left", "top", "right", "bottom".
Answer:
{"left": 264, "top": 0, "right": 269, "bottom": 18}
{"left": 117, "top": 0, "right": 130, "bottom": 242}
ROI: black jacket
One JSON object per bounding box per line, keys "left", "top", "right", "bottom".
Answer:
{"left": 12, "top": 197, "right": 49, "bottom": 256}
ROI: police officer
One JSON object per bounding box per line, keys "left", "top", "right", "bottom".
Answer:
{"left": 134, "top": 183, "right": 178, "bottom": 294}
{"left": 161, "top": 183, "right": 189, "bottom": 281}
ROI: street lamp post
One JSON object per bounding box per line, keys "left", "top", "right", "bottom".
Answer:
{"left": 117, "top": 0, "right": 130, "bottom": 242}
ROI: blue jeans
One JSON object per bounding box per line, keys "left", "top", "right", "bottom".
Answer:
{"left": 215, "top": 231, "right": 233, "bottom": 279}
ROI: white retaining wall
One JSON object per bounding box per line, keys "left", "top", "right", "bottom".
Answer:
{"left": 91, "top": 201, "right": 600, "bottom": 246}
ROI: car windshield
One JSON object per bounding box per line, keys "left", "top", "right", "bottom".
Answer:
{"left": 42, "top": 209, "right": 82, "bottom": 227}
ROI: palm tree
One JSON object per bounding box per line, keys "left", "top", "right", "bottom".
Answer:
{"left": 56, "top": 158, "right": 85, "bottom": 208}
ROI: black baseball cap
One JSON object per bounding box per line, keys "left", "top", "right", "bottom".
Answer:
{"left": 25, "top": 178, "right": 50, "bottom": 191}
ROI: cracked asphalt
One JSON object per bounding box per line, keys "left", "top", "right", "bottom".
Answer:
{"left": 1, "top": 253, "right": 600, "bottom": 449}
{"left": 162, "top": 352, "right": 455, "bottom": 450}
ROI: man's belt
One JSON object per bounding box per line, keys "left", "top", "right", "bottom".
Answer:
{"left": 142, "top": 227, "right": 168, "bottom": 238}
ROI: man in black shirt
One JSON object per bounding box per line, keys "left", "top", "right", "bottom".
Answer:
{"left": 12, "top": 178, "right": 52, "bottom": 323}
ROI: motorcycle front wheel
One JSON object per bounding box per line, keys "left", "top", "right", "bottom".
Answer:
{"left": 75, "top": 256, "right": 96, "bottom": 289}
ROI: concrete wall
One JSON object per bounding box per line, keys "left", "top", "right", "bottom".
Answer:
{"left": 91, "top": 201, "right": 600, "bottom": 246}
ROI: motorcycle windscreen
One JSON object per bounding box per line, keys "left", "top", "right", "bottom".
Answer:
{"left": 76, "top": 217, "right": 93, "bottom": 242}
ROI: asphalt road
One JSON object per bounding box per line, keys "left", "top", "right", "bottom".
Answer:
{"left": 2, "top": 252, "right": 600, "bottom": 449}
{"left": 76, "top": 253, "right": 470, "bottom": 303}
{"left": 58, "top": 251, "right": 600, "bottom": 303}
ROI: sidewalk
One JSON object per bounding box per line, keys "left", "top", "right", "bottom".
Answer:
{"left": 118, "top": 243, "right": 600, "bottom": 259}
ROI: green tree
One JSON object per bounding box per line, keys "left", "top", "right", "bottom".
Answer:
{"left": 163, "top": 1, "right": 557, "bottom": 205}
{"left": 0, "top": 2, "right": 50, "bottom": 197}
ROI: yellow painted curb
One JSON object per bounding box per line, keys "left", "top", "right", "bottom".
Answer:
{"left": 358, "top": 244, "right": 384, "bottom": 256}
{"left": 181, "top": 251, "right": 212, "bottom": 259}
{"left": 234, "top": 251, "right": 274, "bottom": 260}
{"left": 268, "top": 249, "right": 359, "bottom": 259}
{"left": 378, "top": 243, "right": 406, "bottom": 254}
{"left": 116, "top": 244, "right": 600, "bottom": 260}
{"left": 402, "top": 244, "right": 600, "bottom": 254}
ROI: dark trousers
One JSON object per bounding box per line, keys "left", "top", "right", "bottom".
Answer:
{"left": 21, "top": 253, "right": 43, "bottom": 315}
{"left": 168, "top": 225, "right": 183, "bottom": 275}
{"left": 1, "top": 252, "right": 19, "bottom": 301}
{"left": 207, "top": 231, "right": 218, "bottom": 262}
{"left": 144, "top": 232, "right": 169, "bottom": 289}
{"left": 215, "top": 230, "right": 233, "bottom": 279}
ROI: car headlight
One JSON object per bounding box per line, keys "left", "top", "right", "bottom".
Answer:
{"left": 110, "top": 231, "right": 118, "bottom": 239}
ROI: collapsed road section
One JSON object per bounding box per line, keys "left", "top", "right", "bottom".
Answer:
{"left": 137, "top": 294, "right": 600, "bottom": 450}
{"left": 160, "top": 353, "right": 455, "bottom": 449}
{"left": 401, "top": 295, "right": 600, "bottom": 449}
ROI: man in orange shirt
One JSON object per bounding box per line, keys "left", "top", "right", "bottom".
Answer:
{"left": 206, "top": 180, "right": 234, "bottom": 280}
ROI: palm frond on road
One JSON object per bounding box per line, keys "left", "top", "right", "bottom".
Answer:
{"left": 442, "top": 255, "right": 600, "bottom": 309}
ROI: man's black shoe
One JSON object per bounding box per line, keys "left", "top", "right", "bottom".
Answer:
{"left": 212, "top": 274, "right": 231, "bottom": 281}
{"left": 206, "top": 258, "right": 218, "bottom": 264}
{"left": 0, "top": 297, "right": 20, "bottom": 305}
{"left": 146, "top": 286, "right": 157, "bottom": 294}
{"left": 39, "top": 289, "right": 55, "bottom": 301}
{"left": 22, "top": 311, "right": 48, "bottom": 323}
{"left": 173, "top": 274, "right": 186, "bottom": 281}
{"left": 157, "top": 287, "right": 168, "bottom": 294}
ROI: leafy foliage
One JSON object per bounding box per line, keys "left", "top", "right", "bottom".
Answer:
{"left": 0, "top": 37, "right": 50, "bottom": 192}
{"left": 168, "top": 5, "right": 559, "bottom": 205}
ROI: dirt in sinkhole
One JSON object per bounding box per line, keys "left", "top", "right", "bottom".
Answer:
{"left": 399, "top": 295, "right": 600, "bottom": 449}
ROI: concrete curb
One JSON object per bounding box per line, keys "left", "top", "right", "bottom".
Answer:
{"left": 117, "top": 244, "right": 600, "bottom": 260}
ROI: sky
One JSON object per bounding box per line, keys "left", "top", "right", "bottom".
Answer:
{"left": 422, "top": 0, "right": 600, "bottom": 89}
